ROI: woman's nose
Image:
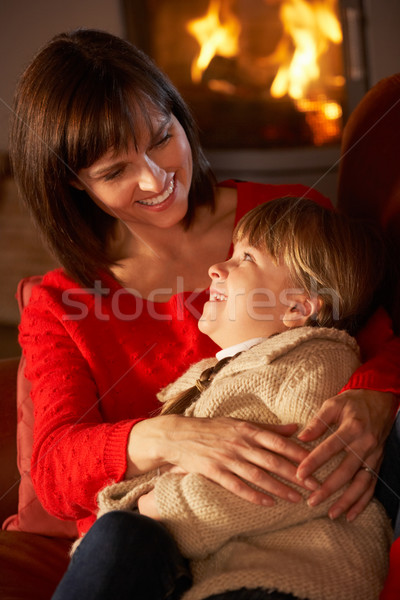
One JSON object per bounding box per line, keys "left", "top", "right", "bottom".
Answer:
{"left": 137, "top": 155, "right": 166, "bottom": 192}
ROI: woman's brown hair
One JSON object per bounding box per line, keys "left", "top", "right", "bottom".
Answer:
{"left": 9, "top": 28, "right": 216, "bottom": 288}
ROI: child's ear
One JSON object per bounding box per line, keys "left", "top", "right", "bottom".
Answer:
{"left": 282, "top": 295, "right": 321, "bottom": 329}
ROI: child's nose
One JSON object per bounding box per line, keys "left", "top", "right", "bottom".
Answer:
{"left": 208, "top": 261, "right": 228, "bottom": 280}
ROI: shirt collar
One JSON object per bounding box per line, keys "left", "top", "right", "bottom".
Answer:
{"left": 216, "top": 337, "right": 267, "bottom": 361}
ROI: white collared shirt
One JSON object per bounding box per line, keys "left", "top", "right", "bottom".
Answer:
{"left": 216, "top": 337, "right": 267, "bottom": 361}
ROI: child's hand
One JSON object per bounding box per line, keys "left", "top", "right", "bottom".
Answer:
{"left": 138, "top": 466, "right": 187, "bottom": 519}
{"left": 138, "top": 489, "right": 161, "bottom": 520}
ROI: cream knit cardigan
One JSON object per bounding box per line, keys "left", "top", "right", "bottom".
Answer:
{"left": 98, "top": 327, "right": 391, "bottom": 600}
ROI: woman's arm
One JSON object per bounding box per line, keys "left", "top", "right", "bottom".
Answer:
{"left": 21, "top": 282, "right": 144, "bottom": 521}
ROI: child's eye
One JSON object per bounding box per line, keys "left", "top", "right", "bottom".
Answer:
{"left": 243, "top": 252, "right": 254, "bottom": 262}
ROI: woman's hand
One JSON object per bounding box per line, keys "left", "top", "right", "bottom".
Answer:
{"left": 296, "top": 389, "right": 397, "bottom": 521}
{"left": 127, "top": 416, "right": 319, "bottom": 506}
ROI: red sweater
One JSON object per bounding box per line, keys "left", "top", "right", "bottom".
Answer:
{"left": 20, "top": 181, "right": 400, "bottom": 535}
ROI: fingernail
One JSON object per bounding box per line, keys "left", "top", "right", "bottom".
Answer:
{"left": 346, "top": 512, "right": 356, "bottom": 523}
{"left": 261, "top": 497, "right": 274, "bottom": 507}
{"left": 329, "top": 507, "right": 343, "bottom": 520}
{"left": 304, "top": 477, "right": 319, "bottom": 491}
{"left": 288, "top": 491, "right": 302, "bottom": 503}
{"left": 307, "top": 493, "right": 321, "bottom": 507}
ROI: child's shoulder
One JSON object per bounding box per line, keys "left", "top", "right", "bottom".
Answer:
{"left": 253, "top": 326, "right": 360, "bottom": 367}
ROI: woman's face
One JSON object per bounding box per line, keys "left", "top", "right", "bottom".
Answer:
{"left": 73, "top": 112, "right": 193, "bottom": 230}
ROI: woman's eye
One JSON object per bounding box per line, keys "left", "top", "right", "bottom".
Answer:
{"left": 153, "top": 132, "right": 172, "bottom": 148}
{"left": 104, "top": 168, "right": 123, "bottom": 182}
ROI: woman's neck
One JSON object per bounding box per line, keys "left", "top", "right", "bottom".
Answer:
{"left": 109, "top": 186, "right": 237, "bottom": 298}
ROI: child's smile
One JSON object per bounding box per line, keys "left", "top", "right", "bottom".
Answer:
{"left": 209, "top": 288, "right": 228, "bottom": 303}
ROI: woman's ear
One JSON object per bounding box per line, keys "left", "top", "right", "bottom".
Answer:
{"left": 282, "top": 295, "right": 321, "bottom": 329}
{"left": 70, "top": 179, "right": 85, "bottom": 191}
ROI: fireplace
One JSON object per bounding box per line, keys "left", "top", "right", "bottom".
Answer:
{"left": 123, "top": 0, "right": 369, "bottom": 197}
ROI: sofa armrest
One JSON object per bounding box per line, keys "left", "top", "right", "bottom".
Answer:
{"left": 0, "top": 357, "right": 20, "bottom": 524}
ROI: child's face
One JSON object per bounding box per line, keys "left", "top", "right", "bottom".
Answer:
{"left": 199, "top": 239, "right": 299, "bottom": 348}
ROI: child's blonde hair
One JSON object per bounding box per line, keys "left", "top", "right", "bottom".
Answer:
{"left": 233, "top": 196, "right": 385, "bottom": 334}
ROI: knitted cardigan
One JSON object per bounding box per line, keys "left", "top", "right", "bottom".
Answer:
{"left": 98, "top": 327, "right": 392, "bottom": 600}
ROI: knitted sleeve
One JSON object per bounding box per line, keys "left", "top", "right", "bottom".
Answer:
{"left": 346, "top": 308, "right": 400, "bottom": 394}
{"left": 152, "top": 343, "right": 361, "bottom": 559}
{"left": 21, "top": 294, "right": 136, "bottom": 522}
{"left": 19, "top": 272, "right": 159, "bottom": 525}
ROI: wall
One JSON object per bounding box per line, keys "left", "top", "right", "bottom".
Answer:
{"left": 0, "top": 0, "right": 124, "bottom": 151}
{"left": 364, "top": 0, "right": 400, "bottom": 86}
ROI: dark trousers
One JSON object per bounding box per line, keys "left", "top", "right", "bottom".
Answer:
{"left": 376, "top": 411, "right": 400, "bottom": 539}
{"left": 206, "top": 591, "right": 300, "bottom": 599}
{"left": 52, "top": 510, "right": 302, "bottom": 600}
{"left": 52, "top": 511, "right": 191, "bottom": 600}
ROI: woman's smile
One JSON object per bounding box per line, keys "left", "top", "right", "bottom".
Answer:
{"left": 136, "top": 175, "right": 175, "bottom": 209}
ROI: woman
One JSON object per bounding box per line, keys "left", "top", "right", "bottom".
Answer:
{"left": 10, "top": 29, "right": 398, "bottom": 598}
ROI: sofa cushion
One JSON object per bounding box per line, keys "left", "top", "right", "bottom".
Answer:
{"left": 0, "top": 530, "right": 70, "bottom": 600}
{"left": 380, "top": 537, "right": 400, "bottom": 599}
{"left": 2, "top": 276, "right": 78, "bottom": 539}
{"left": 0, "top": 356, "right": 19, "bottom": 524}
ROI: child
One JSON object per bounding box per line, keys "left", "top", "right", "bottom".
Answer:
{"left": 97, "top": 197, "right": 391, "bottom": 600}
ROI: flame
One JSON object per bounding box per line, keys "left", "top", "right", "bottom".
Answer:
{"left": 184, "top": 0, "right": 343, "bottom": 146}
{"left": 322, "top": 100, "right": 342, "bottom": 120}
{"left": 296, "top": 95, "right": 342, "bottom": 145}
{"left": 270, "top": 0, "right": 342, "bottom": 100}
{"left": 186, "top": 0, "right": 241, "bottom": 84}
